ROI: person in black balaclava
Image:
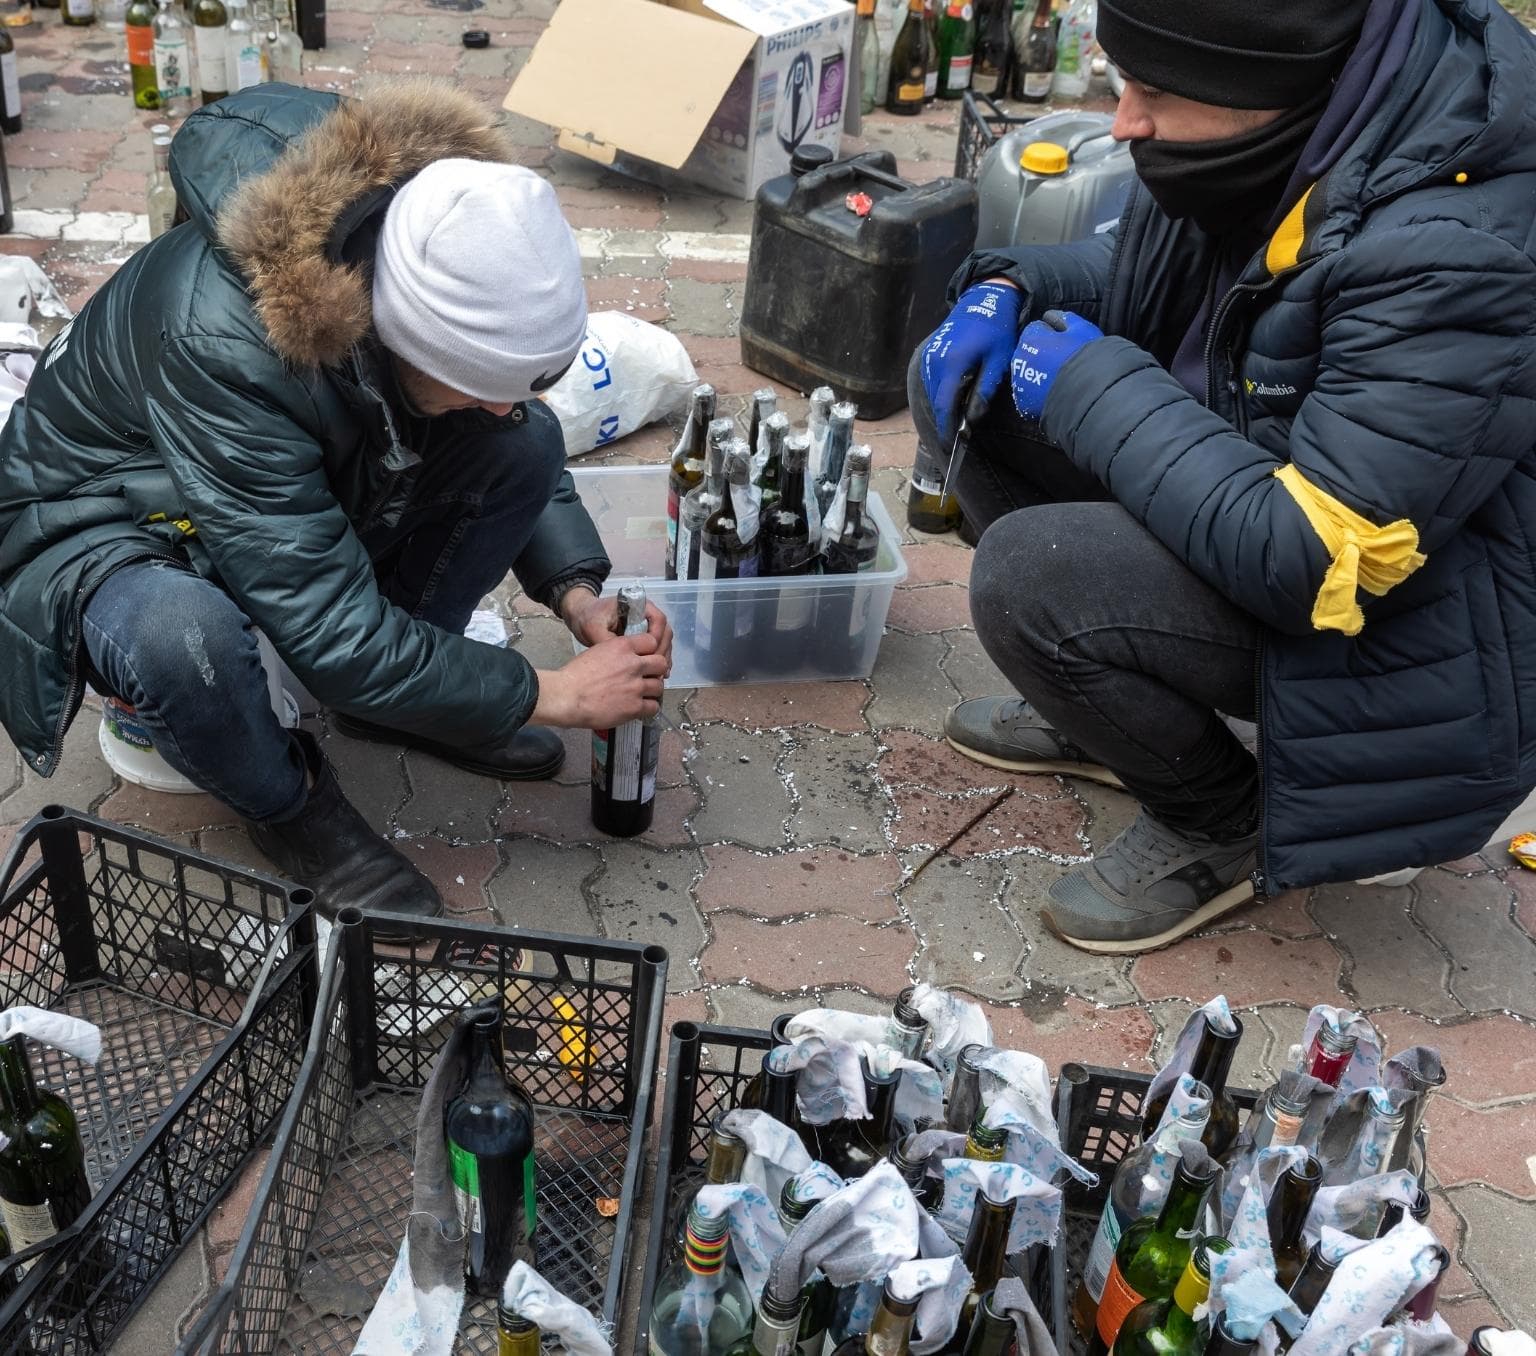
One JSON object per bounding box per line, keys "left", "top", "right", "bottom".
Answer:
{"left": 909, "top": 0, "right": 1536, "bottom": 953}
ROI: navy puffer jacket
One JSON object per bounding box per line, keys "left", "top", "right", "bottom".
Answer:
{"left": 955, "top": 0, "right": 1536, "bottom": 890}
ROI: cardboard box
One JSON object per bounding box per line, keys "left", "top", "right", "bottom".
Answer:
{"left": 505, "top": 0, "right": 856, "bottom": 200}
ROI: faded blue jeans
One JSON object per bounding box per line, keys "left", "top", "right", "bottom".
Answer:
{"left": 82, "top": 404, "right": 566, "bottom": 822}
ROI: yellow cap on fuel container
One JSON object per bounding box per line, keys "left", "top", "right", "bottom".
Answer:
{"left": 1020, "top": 142, "right": 1069, "bottom": 175}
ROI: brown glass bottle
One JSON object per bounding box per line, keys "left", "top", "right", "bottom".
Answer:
{"left": 817, "top": 1058, "right": 899, "bottom": 1179}
{"left": 1285, "top": 1241, "right": 1337, "bottom": 1317}
{"left": 955, "top": 1187, "right": 1015, "bottom": 1336}
{"left": 1266, "top": 1154, "right": 1322, "bottom": 1290}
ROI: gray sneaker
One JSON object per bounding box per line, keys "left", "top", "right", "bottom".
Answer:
{"left": 1043, "top": 811, "right": 1258, "bottom": 954}
{"left": 945, "top": 696, "right": 1124, "bottom": 788}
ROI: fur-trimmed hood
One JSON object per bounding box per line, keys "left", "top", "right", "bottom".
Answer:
{"left": 177, "top": 80, "right": 517, "bottom": 369}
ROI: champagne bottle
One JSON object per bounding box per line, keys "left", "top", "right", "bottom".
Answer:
{"left": 0, "top": 27, "right": 20, "bottom": 133}
{"left": 778, "top": 1181, "right": 836, "bottom": 1356}
{"left": 677, "top": 417, "right": 731, "bottom": 583}
{"left": 1203, "top": 1316, "right": 1254, "bottom": 1356}
{"left": 1112, "top": 1236, "right": 1231, "bottom": 1356}
{"left": 1139, "top": 1012, "right": 1243, "bottom": 1157}
{"left": 955, "top": 1187, "right": 1015, "bottom": 1336}
{"left": 267, "top": 0, "right": 301, "bottom": 83}
{"left": 697, "top": 443, "right": 760, "bottom": 681}
{"left": 126, "top": 0, "right": 160, "bottom": 109}
{"left": 936, "top": 0, "right": 976, "bottom": 99}
{"left": 1285, "top": 1241, "right": 1336, "bottom": 1318}
{"left": 1010, "top": 0, "right": 1054, "bottom": 103}
{"left": 444, "top": 1008, "right": 537, "bottom": 1298}
{"left": 224, "top": 0, "right": 265, "bottom": 93}
{"left": 816, "top": 402, "right": 857, "bottom": 520}
{"left": 591, "top": 582, "right": 661, "bottom": 838}
{"left": 816, "top": 1057, "right": 898, "bottom": 1180}
{"left": 757, "top": 411, "right": 790, "bottom": 511}
{"left": 62, "top": 0, "right": 93, "bottom": 27}
{"left": 945, "top": 1044, "right": 987, "bottom": 1135}
{"left": 829, "top": 1277, "right": 919, "bottom": 1356}
{"left": 499, "top": 1304, "right": 540, "bottom": 1356}
{"left": 151, "top": 0, "right": 192, "bottom": 118}
{"left": 822, "top": 449, "right": 879, "bottom": 575}
{"left": 667, "top": 384, "right": 716, "bottom": 580}
{"left": 887, "top": 987, "right": 929, "bottom": 1059}
{"left": 0, "top": 1035, "right": 92, "bottom": 1260}
{"left": 1300, "top": 1023, "right": 1357, "bottom": 1088}
{"left": 1267, "top": 1155, "right": 1322, "bottom": 1290}
{"left": 147, "top": 132, "right": 178, "bottom": 238}
{"left": 650, "top": 1202, "right": 754, "bottom": 1356}
{"left": 892, "top": 1135, "right": 941, "bottom": 1212}
{"left": 1072, "top": 1089, "right": 1212, "bottom": 1336}
{"left": 192, "top": 0, "right": 228, "bottom": 102}
{"left": 1089, "top": 1154, "right": 1217, "bottom": 1356}
{"left": 969, "top": 0, "right": 1010, "bottom": 96}
{"left": 856, "top": 0, "right": 879, "bottom": 115}
{"left": 962, "top": 1115, "right": 1006, "bottom": 1163}
{"left": 884, "top": 0, "right": 928, "bottom": 115}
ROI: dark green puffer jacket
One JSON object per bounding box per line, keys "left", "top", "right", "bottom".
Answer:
{"left": 955, "top": 0, "right": 1536, "bottom": 890}
{"left": 0, "top": 80, "right": 608, "bottom": 778}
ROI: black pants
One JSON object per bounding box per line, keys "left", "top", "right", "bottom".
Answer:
{"left": 908, "top": 355, "right": 1261, "bottom": 839}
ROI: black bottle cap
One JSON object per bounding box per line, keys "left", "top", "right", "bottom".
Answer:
{"left": 790, "top": 144, "right": 835, "bottom": 177}
{"left": 462, "top": 28, "right": 490, "bottom": 47}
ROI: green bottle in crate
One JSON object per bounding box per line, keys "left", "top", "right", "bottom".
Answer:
{"left": 1110, "top": 1237, "right": 1230, "bottom": 1356}
{"left": 446, "top": 1009, "right": 537, "bottom": 1298}
{"left": 0, "top": 1035, "right": 91, "bottom": 1259}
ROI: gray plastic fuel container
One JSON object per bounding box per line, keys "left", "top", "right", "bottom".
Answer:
{"left": 974, "top": 110, "right": 1134, "bottom": 251}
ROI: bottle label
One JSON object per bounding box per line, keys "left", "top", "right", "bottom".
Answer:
{"left": 194, "top": 25, "right": 227, "bottom": 88}
{"left": 233, "top": 40, "right": 264, "bottom": 90}
{"left": 1081, "top": 1197, "right": 1123, "bottom": 1301}
{"left": 945, "top": 1, "right": 972, "bottom": 15}
{"left": 449, "top": 1139, "right": 482, "bottom": 1237}
{"left": 775, "top": 581, "right": 814, "bottom": 633}
{"left": 943, "top": 54, "right": 973, "bottom": 92}
{"left": 923, "top": 68, "right": 938, "bottom": 98}
{"left": 675, "top": 516, "right": 695, "bottom": 582}
{"left": 1023, "top": 70, "right": 1051, "bottom": 98}
{"left": 154, "top": 36, "right": 191, "bottom": 98}
{"left": 1095, "top": 1258, "right": 1145, "bottom": 1347}
{"left": 1, "top": 51, "right": 18, "bottom": 119}
{"left": 126, "top": 21, "right": 153, "bottom": 65}
{"left": 596, "top": 717, "right": 655, "bottom": 804}
{"left": 666, "top": 486, "right": 679, "bottom": 548}
{"left": 1272, "top": 1109, "right": 1303, "bottom": 1146}
{"left": 972, "top": 68, "right": 1000, "bottom": 95}
{"left": 896, "top": 80, "right": 925, "bottom": 101}
{"left": 65, "top": 0, "right": 91, "bottom": 16}
{"left": 1, "top": 1196, "right": 58, "bottom": 1259}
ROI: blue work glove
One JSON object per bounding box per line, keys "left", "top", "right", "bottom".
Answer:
{"left": 1010, "top": 310, "right": 1104, "bottom": 423}
{"left": 918, "top": 281, "right": 1024, "bottom": 446}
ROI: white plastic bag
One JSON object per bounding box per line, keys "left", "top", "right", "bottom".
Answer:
{"left": 545, "top": 311, "right": 698, "bottom": 456}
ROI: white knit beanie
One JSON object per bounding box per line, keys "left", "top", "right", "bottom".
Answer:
{"left": 372, "top": 159, "right": 587, "bottom": 404}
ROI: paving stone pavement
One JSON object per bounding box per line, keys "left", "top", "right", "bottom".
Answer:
{"left": 1, "top": 0, "right": 1533, "bottom": 1344}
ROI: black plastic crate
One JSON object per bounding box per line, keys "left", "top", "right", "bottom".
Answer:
{"left": 636, "top": 1022, "right": 1069, "bottom": 1356}
{"left": 955, "top": 91, "right": 1042, "bottom": 181}
{"left": 181, "top": 909, "right": 669, "bottom": 1354}
{"left": 0, "top": 806, "right": 318, "bottom": 1354}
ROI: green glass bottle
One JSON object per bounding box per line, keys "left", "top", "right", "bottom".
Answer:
{"left": 936, "top": 0, "right": 976, "bottom": 99}
{"left": 1285, "top": 1241, "right": 1338, "bottom": 1318}
{"left": 774, "top": 1182, "right": 834, "bottom": 1356}
{"left": 125, "top": 0, "right": 161, "bottom": 109}
{"left": 1088, "top": 1154, "right": 1218, "bottom": 1356}
{"left": 192, "top": 0, "right": 229, "bottom": 102}
{"left": 0, "top": 1035, "right": 92, "bottom": 1257}
{"left": 1112, "top": 1237, "right": 1231, "bottom": 1356}
{"left": 956, "top": 1289, "right": 1013, "bottom": 1356}
{"left": 498, "top": 1304, "right": 540, "bottom": 1356}
{"left": 962, "top": 1114, "right": 1006, "bottom": 1163}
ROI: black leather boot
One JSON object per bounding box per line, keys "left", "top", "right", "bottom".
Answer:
{"left": 330, "top": 713, "right": 564, "bottom": 781}
{"left": 245, "top": 730, "right": 443, "bottom": 937}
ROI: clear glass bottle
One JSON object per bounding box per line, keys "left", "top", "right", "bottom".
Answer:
{"left": 667, "top": 384, "right": 716, "bottom": 580}
{"left": 267, "top": 0, "right": 301, "bottom": 82}
{"left": 224, "top": 0, "right": 266, "bottom": 92}
{"left": 777, "top": 1180, "right": 836, "bottom": 1356}
{"left": 1301, "top": 1024, "right": 1357, "bottom": 1088}
{"left": 151, "top": 0, "right": 192, "bottom": 118}
{"left": 192, "top": 0, "right": 228, "bottom": 103}
{"left": 725, "top": 1286, "right": 807, "bottom": 1356}
{"left": 856, "top": 0, "right": 879, "bottom": 115}
{"left": 650, "top": 1202, "right": 755, "bottom": 1356}
{"left": 887, "top": 986, "right": 929, "bottom": 1060}
{"left": 147, "top": 132, "right": 178, "bottom": 238}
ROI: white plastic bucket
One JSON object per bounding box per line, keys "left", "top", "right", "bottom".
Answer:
{"left": 97, "top": 631, "right": 298, "bottom": 794}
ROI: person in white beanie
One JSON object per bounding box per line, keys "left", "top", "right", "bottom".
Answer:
{"left": 0, "top": 80, "right": 672, "bottom": 932}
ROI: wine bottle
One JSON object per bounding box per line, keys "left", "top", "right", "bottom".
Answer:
{"left": 936, "top": 0, "right": 976, "bottom": 99}
{"left": 1112, "top": 1236, "right": 1231, "bottom": 1356}
{"left": 884, "top": 0, "right": 929, "bottom": 115}
{"left": 224, "top": 0, "right": 266, "bottom": 94}
{"left": 0, "top": 1221, "right": 15, "bottom": 1307}
{"left": 945, "top": 1044, "right": 987, "bottom": 1135}
{"left": 957, "top": 1288, "right": 1013, "bottom": 1356}
{"left": 1300, "top": 1023, "right": 1357, "bottom": 1089}
{"left": 762, "top": 432, "right": 817, "bottom": 580}
{"left": 650, "top": 1202, "right": 755, "bottom": 1356}
{"left": 62, "top": 0, "right": 93, "bottom": 27}
{"left": 1088, "top": 1154, "right": 1217, "bottom": 1355}
{"left": 1322, "top": 1096, "right": 1408, "bottom": 1221}
{"left": 817, "top": 402, "right": 858, "bottom": 521}
{"left": 757, "top": 411, "right": 790, "bottom": 511}
{"left": 444, "top": 1008, "right": 537, "bottom": 1298}
{"left": 1203, "top": 1314, "right": 1254, "bottom": 1356}
{"left": 1397, "top": 1245, "right": 1449, "bottom": 1323}
{"left": 806, "top": 387, "right": 835, "bottom": 480}
{"left": 0, "top": 27, "right": 21, "bottom": 134}
{"left": 151, "top": 0, "right": 192, "bottom": 118}
{"left": 777, "top": 1180, "right": 836, "bottom": 1356}
{"left": 1072, "top": 1089, "right": 1211, "bottom": 1336}
{"left": 590, "top": 582, "right": 661, "bottom": 838}
{"left": 746, "top": 388, "right": 777, "bottom": 466}
{"left": 192, "top": 0, "right": 228, "bottom": 101}
{"left": 1009, "top": 0, "right": 1054, "bottom": 103}
{"left": 147, "top": 132, "right": 178, "bottom": 238}
{"left": 1139, "top": 1011, "right": 1243, "bottom": 1157}
{"left": 963, "top": 1115, "right": 1006, "bottom": 1163}
{"left": 738, "top": 1013, "right": 796, "bottom": 1109}
{"left": 667, "top": 384, "right": 716, "bottom": 580}
{"left": 1465, "top": 1329, "right": 1499, "bottom": 1356}
{"left": 955, "top": 1187, "right": 1014, "bottom": 1336}
{"left": 760, "top": 1054, "right": 815, "bottom": 1156}
{"left": 906, "top": 477, "right": 962, "bottom": 534}
{"left": 829, "top": 1277, "right": 919, "bottom": 1356}
{"left": 891, "top": 1135, "right": 941, "bottom": 1213}
{"left": 1377, "top": 1185, "right": 1430, "bottom": 1236}
{"left": 677, "top": 417, "right": 732, "bottom": 583}
{"left": 0, "top": 1035, "right": 92, "bottom": 1260}
{"left": 1285, "top": 1241, "right": 1337, "bottom": 1318}
{"left": 816, "top": 1057, "right": 898, "bottom": 1180}
{"left": 887, "top": 987, "right": 929, "bottom": 1059}
{"left": 726, "top": 1285, "right": 808, "bottom": 1356}
{"left": 126, "top": 0, "right": 160, "bottom": 109}
{"left": 822, "top": 448, "right": 880, "bottom": 575}
{"left": 969, "top": 0, "right": 1010, "bottom": 95}
{"left": 1266, "top": 1154, "right": 1322, "bottom": 1290}
{"left": 857, "top": 0, "right": 879, "bottom": 115}
{"left": 698, "top": 443, "right": 760, "bottom": 682}
{"left": 499, "top": 1303, "right": 540, "bottom": 1356}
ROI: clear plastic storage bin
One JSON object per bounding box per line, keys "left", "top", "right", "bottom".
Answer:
{"left": 571, "top": 465, "right": 908, "bottom": 687}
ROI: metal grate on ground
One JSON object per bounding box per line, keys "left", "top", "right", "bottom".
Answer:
{"left": 182, "top": 910, "right": 668, "bottom": 1354}
{"left": 0, "top": 808, "right": 318, "bottom": 1355}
